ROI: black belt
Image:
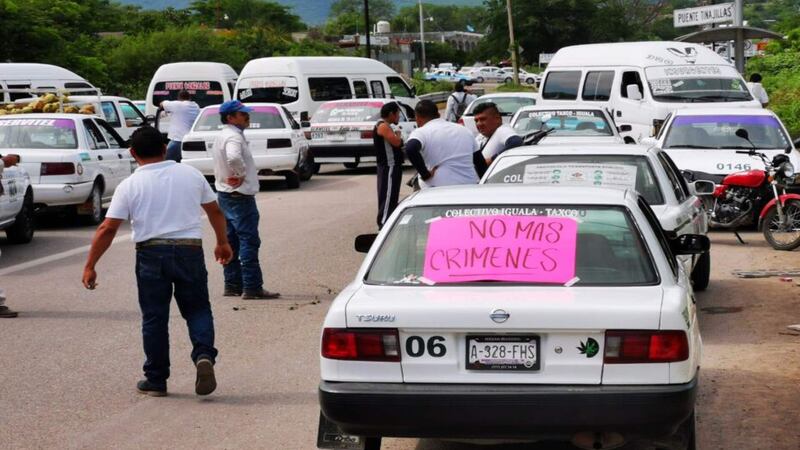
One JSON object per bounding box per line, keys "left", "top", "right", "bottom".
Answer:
{"left": 136, "top": 238, "right": 202, "bottom": 249}
{"left": 220, "top": 191, "right": 254, "bottom": 198}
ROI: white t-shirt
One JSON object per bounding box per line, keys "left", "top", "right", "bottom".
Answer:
{"left": 407, "top": 118, "right": 478, "bottom": 187}
{"left": 211, "top": 125, "right": 260, "bottom": 196}
{"left": 106, "top": 161, "right": 216, "bottom": 243}
{"left": 162, "top": 100, "right": 200, "bottom": 141}
{"left": 747, "top": 82, "right": 769, "bottom": 106}
{"left": 479, "top": 125, "right": 520, "bottom": 160}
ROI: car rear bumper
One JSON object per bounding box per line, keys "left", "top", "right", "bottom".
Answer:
{"left": 32, "top": 181, "right": 94, "bottom": 207}
{"left": 182, "top": 154, "right": 298, "bottom": 176}
{"left": 310, "top": 144, "right": 374, "bottom": 162}
{"left": 319, "top": 377, "right": 697, "bottom": 440}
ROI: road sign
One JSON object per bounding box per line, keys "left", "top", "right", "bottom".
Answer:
{"left": 674, "top": 3, "right": 735, "bottom": 28}
{"left": 359, "top": 36, "right": 390, "bottom": 46}
{"left": 539, "top": 53, "right": 554, "bottom": 64}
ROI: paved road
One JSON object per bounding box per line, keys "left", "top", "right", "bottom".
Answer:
{"left": 1, "top": 165, "right": 799, "bottom": 449}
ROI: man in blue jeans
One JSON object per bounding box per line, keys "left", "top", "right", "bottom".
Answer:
{"left": 211, "top": 100, "right": 280, "bottom": 300}
{"left": 82, "top": 126, "right": 233, "bottom": 397}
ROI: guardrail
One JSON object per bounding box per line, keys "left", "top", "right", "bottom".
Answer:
{"left": 419, "top": 88, "right": 486, "bottom": 104}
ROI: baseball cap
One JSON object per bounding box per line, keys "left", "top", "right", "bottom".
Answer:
{"left": 219, "top": 100, "right": 253, "bottom": 115}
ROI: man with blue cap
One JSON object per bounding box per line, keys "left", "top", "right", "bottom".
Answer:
{"left": 211, "top": 100, "right": 281, "bottom": 300}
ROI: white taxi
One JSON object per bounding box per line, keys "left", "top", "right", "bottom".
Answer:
{"left": 0, "top": 114, "right": 134, "bottom": 224}
{"left": 481, "top": 144, "right": 713, "bottom": 290}
{"left": 641, "top": 108, "right": 800, "bottom": 183}
{"left": 318, "top": 185, "right": 704, "bottom": 450}
{"left": 0, "top": 157, "right": 34, "bottom": 243}
{"left": 181, "top": 103, "right": 310, "bottom": 189}
{"left": 308, "top": 99, "right": 417, "bottom": 170}
{"left": 510, "top": 104, "right": 626, "bottom": 144}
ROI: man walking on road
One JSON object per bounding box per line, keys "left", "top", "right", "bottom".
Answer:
{"left": 374, "top": 102, "right": 405, "bottom": 228}
{"left": 444, "top": 82, "right": 476, "bottom": 122}
{"left": 472, "top": 102, "right": 523, "bottom": 178}
{"left": 82, "top": 126, "right": 233, "bottom": 397}
{"left": 160, "top": 90, "right": 200, "bottom": 162}
{"left": 0, "top": 153, "right": 21, "bottom": 318}
{"left": 405, "top": 100, "right": 478, "bottom": 188}
{"left": 211, "top": 100, "right": 280, "bottom": 300}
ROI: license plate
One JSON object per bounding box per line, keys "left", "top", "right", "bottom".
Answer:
{"left": 317, "top": 413, "right": 366, "bottom": 449}
{"left": 311, "top": 132, "right": 325, "bottom": 140}
{"left": 346, "top": 131, "right": 361, "bottom": 140}
{"left": 466, "top": 335, "right": 539, "bottom": 371}
{"left": 328, "top": 132, "right": 346, "bottom": 141}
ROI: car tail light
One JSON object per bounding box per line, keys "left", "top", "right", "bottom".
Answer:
{"left": 604, "top": 330, "right": 688, "bottom": 364}
{"left": 40, "top": 162, "right": 76, "bottom": 176}
{"left": 321, "top": 328, "right": 400, "bottom": 362}
{"left": 360, "top": 130, "right": 374, "bottom": 139}
{"left": 304, "top": 131, "right": 312, "bottom": 140}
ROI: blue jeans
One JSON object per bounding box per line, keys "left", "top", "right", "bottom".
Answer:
{"left": 217, "top": 192, "right": 263, "bottom": 292}
{"left": 135, "top": 245, "right": 217, "bottom": 386}
{"left": 166, "top": 140, "right": 182, "bottom": 162}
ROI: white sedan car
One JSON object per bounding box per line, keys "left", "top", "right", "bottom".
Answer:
{"left": 459, "top": 93, "right": 537, "bottom": 136}
{"left": 318, "top": 184, "right": 704, "bottom": 450}
{"left": 0, "top": 159, "right": 34, "bottom": 243}
{"left": 641, "top": 107, "right": 800, "bottom": 183}
{"left": 498, "top": 68, "right": 541, "bottom": 85}
{"left": 308, "top": 99, "right": 417, "bottom": 170}
{"left": 511, "top": 104, "right": 626, "bottom": 144}
{"left": 181, "top": 103, "right": 310, "bottom": 189}
{"left": 0, "top": 114, "right": 134, "bottom": 224}
{"left": 481, "top": 144, "right": 713, "bottom": 290}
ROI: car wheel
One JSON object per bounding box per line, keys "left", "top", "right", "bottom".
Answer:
{"left": 312, "top": 163, "right": 321, "bottom": 174}
{"left": 504, "top": 77, "right": 512, "bottom": 84}
{"left": 525, "top": 77, "right": 535, "bottom": 84}
{"left": 284, "top": 171, "right": 300, "bottom": 189}
{"left": 343, "top": 162, "right": 359, "bottom": 169}
{"left": 476, "top": 76, "right": 484, "bottom": 83}
{"left": 81, "top": 182, "right": 104, "bottom": 226}
{"left": 691, "top": 250, "right": 710, "bottom": 291}
{"left": 297, "top": 155, "right": 315, "bottom": 182}
{"left": 6, "top": 189, "right": 35, "bottom": 244}
{"left": 364, "top": 437, "right": 381, "bottom": 450}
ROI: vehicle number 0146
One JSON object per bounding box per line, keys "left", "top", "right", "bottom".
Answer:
{"left": 717, "top": 163, "right": 751, "bottom": 171}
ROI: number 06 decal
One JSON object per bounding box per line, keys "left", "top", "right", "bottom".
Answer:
{"left": 405, "top": 336, "right": 447, "bottom": 357}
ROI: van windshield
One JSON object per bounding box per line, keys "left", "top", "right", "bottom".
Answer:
{"left": 645, "top": 66, "right": 752, "bottom": 103}
{"left": 237, "top": 77, "right": 299, "bottom": 105}
{"left": 152, "top": 81, "right": 225, "bottom": 108}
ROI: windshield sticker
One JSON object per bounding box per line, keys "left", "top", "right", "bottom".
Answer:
{"left": 320, "top": 101, "right": 385, "bottom": 110}
{"left": 165, "top": 81, "right": 211, "bottom": 91}
{"left": 672, "top": 115, "right": 781, "bottom": 127}
{"left": 0, "top": 119, "right": 75, "bottom": 129}
{"left": 242, "top": 78, "right": 298, "bottom": 89}
{"left": 522, "top": 163, "right": 637, "bottom": 190}
{"left": 422, "top": 215, "right": 578, "bottom": 284}
{"left": 239, "top": 88, "right": 253, "bottom": 100}
{"left": 527, "top": 110, "right": 597, "bottom": 118}
{"left": 399, "top": 214, "right": 413, "bottom": 225}
{"left": 649, "top": 79, "right": 673, "bottom": 95}
{"left": 282, "top": 87, "right": 298, "bottom": 98}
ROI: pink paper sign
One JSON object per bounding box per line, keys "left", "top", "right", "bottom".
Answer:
{"left": 423, "top": 215, "right": 578, "bottom": 284}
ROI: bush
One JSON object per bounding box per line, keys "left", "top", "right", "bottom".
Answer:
{"left": 495, "top": 83, "right": 537, "bottom": 93}
{"left": 748, "top": 41, "right": 800, "bottom": 139}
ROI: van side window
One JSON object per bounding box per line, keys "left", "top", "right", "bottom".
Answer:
{"left": 371, "top": 81, "right": 386, "bottom": 98}
{"left": 101, "top": 102, "right": 121, "bottom": 128}
{"left": 582, "top": 71, "right": 614, "bottom": 101}
{"left": 7, "top": 83, "right": 31, "bottom": 101}
{"left": 621, "top": 71, "right": 644, "bottom": 99}
{"left": 65, "top": 82, "right": 95, "bottom": 96}
{"left": 542, "top": 71, "right": 581, "bottom": 100}
{"left": 387, "top": 76, "right": 413, "bottom": 98}
{"left": 353, "top": 81, "right": 369, "bottom": 99}
{"left": 308, "top": 77, "right": 352, "bottom": 102}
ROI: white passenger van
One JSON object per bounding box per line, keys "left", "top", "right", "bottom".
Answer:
{"left": 0, "top": 63, "right": 97, "bottom": 103}
{"left": 234, "top": 57, "right": 418, "bottom": 124}
{"left": 145, "top": 62, "right": 238, "bottom": 134}
{"left": 539, "top": 42, "right": 761, "bottom": 143}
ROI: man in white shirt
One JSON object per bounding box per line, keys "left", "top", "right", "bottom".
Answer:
{"left": 160, "top": 90, "right": 200, "bottom": 162}
{"left": 0, "top": 153, "right": 21, "bottom": 318}
{"left": 747, "top": 73, "right": 769, "bottom": 108}
{"left": 82, "top": 126, "right": 233, "bottom": 397}
{"left": 211, "top": 100, "right": 280, "bottom": 300}
{"left": 405, "top": 100, "right": 479, "bottom": 188}
{"left": 472, "top": 102, "right": 523, "bottom": 177}
{"left": 444, "top": 82, "right": 477, "bottom": 122}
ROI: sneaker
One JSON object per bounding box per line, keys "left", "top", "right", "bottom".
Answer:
{"left": 242, "top": 289, "right": 281, "bottom": 300}
{"left": 223, "top": 287, "right": 243, "bottom": 297}
{"left": 195, "top": 357, "right": 217, "bottom": 396}
{"left": 136, "top": 379, "right": 167, "bottom": 397}
{"left": 0, "top": 306, "right": 18, "bottom": 318}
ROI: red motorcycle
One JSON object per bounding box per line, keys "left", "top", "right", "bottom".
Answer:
{"left": 709, "top": 129, "right": 800, "bottom": 250}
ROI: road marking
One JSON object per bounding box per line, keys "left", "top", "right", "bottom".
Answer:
{"left": 0, "top": 233, "right": 132, "bottom": 277}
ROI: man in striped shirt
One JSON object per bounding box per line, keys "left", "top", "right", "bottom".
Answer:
{"left": 373, "top": 102, "right": 405, "bottom": 229}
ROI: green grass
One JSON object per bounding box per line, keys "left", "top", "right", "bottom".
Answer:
{"left": 494, "top": 83, "right": 537, "bottom": 93}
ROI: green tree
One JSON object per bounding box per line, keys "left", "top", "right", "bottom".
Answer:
{"left": 324, "top": 0, "right": 395, "bottom": 36}
{"left": 392, "top": 3, "right": 486, "bottom": 33}
{"left": 189, "top": 0, "right": 305, "bottom": 31}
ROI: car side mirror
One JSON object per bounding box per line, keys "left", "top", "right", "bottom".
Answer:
{"left": 618, "top": 124, "right": 632, "bottom": 133}
{"left": 691, "top": 180, "right": 715, "bottom": 196}
{"left": 301, "top": 121, "right": 311, "bottom": 128}
{"left": 355, "top": 234, "right": 378, "bottom": 253}
{"left": 640, "top": 137, "right": 657, "bottom": 147}
{"left": 626, "top": 84, "right": 643, "bottom": 101}
{"left": 793, "top": 137, "right": 800, "bottom": 150}
{"left": 670, "top": 234, "right": 710, "bottom": 256}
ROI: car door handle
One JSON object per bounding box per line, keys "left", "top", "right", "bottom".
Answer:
{"left": 616, "top": 111, "right": 622, "bottom": 117}
{"left": 118, "top": 154, "right": 123, "bottom": 159}
{"left": 97, "top": 155, "right": 103, "bottom": 160}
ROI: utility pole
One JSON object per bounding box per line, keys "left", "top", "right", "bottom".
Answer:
{"left": 733, "top": 0, "right": 745, "bottom": 73}
{"left": 506, "top": 0, "right": 519, "bottom": 84}
{"left": 364, "top": 0, "right": 371, "bottom": 59}
{"left": 418, "top": 0, "right": 426, "bottom": 71}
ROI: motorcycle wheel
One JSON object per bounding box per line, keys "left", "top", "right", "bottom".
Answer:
{"left": 763, "top": 199, "right": 800, "bottom": 251}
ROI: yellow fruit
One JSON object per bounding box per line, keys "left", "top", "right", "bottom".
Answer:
{"left": 42, "top": 93, "right": 57, "bottom": 104}
{"left": 64, "top": 106, "right": 79, "bottom": 114}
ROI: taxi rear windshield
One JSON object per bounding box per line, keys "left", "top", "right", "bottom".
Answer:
{"left": 366, "top": 205, "right": 658, "bottom": 286}
{"left": 0, "top": 118, "right": 78, "bottom": 149}
{"left": 483, "top": 155, "right": 664, "bottom": 205}
{"left": 194, "top": 106, "right": 285, "bottom": 131}
{"left": 152, "top": 81, "right": 225, "bottom": 108}
{"left": 513, "top": 110, "right": 613, "bottom": 136}
{"left": 312, "top": 102, "right": 384, "bottom": 123}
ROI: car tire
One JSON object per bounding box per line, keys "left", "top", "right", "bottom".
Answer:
{"left": 364, "top": 437, "right": 381, "bottom": 450}
{"left": 297, "top": 155, "right": 315, "bottom": 182}
{"left": 312, "top": 163, "right": 321, "bottom": 174}
{"left": 81, "top": 182, "right": 104, "bottom": 226}
{"left": 525, "top": 77, "right": 535, "bottom": 84}
{"left": 5, "top": 189, "right": 35, "bottom": 244}
{"left": 344, "top": 162, "right": 359, "bottom": 169}
{"left": 476, "top": 76, "right": 484, "bottom": 83}
{"left": 284, "top": 171, "right": 300, "bottom": 189}
{"left": 691, "top": 250, "right": 710, "bottom": 291}
{"left": 504, "top": 77, "right": 512, "bottom": 84}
